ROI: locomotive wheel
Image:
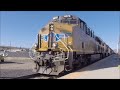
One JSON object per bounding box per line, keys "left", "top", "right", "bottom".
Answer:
{"left": 83, "top": 56, "right": 87, "bottom": 66}
{"left": 73, "top": 62, "right": 82, "bottom": 70}
{"left": 86, "top": 57, "right": 91, "bottom": 65}
{"left": 65, "top": 65, "right": 71, "bottom": 72}
{"left": 100, "top": 54, "right": 104, "bottom": 59}
{"left": 83, "top": 60, "right": 87, "bottom": 66}
{"left": 77, "top": 62, "right": 82, "bottom": 68}
{"left": 1, "top": 59, "right": 4, "bottom": 62}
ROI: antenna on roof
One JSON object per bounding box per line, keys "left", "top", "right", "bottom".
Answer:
{"left": 64, "top": 10, "right": 67, "bottom": 15}
{"left": 118, "top": 12, "right": 120, "bottom": 54}
{"left": 64, "top": 10, "right": 68, "bottom": 15}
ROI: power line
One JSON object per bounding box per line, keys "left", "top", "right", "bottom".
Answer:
{"left": 118, "top": 12, "right": 120, "bottom": 54}
{"left": 119, "top": 11, "right": 120, "bottom": 79}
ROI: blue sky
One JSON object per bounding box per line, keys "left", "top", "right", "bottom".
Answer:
{"left": 0, "top": 11, "right": 119, "bottom": 49}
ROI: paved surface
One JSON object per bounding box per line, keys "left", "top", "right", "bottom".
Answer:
{"left": 0, "top": 57, "right": 36, "bottom": 79}
{"left": 1, "top": 54, "right": 120, "bottom": 79}
{"left": 59, "top": 54, "right": 120, "bottom": 79}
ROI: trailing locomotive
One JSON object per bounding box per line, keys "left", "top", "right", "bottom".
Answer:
{"left": 29, "top": 15, "right": 114, "bottom": 75}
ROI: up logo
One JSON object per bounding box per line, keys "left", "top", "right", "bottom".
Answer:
{"left": 55, "top": 34, "right": 65, "bottom": 42}
{"left": 41, "top": 33, "right": 66, "bottom": 42}
{"left": 41, "top": 34, "right": 48, "bottom": 42}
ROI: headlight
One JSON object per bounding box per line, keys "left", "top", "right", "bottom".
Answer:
{"left": 34, "top": 43, "right": 37, "bottom": 48}
{"left": 50, "top": 25, "right": 53, "bottom": 28}
{"left": 50, "top": 27, "right": 54, "bottom": 31}
{"left": 49, "top": 24, "right": 54, "bottom": 31}
{"left": 53, "top": 43, "right": 56, "bottom": 47}
{"left": 52, "top": 42, "right": 58, "bottom": 48}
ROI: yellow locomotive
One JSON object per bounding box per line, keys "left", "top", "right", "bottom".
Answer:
{"left": 29, "top": 15, "right": 114, "bottom": 75}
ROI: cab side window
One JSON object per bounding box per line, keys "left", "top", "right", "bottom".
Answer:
{"left": 80, "top": 21, "right": 84, "bottom": 30}
{"left": 82, "top": 42, "right": 84, "bottom": 49}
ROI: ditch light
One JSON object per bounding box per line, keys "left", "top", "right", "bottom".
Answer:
{"left": 49, "top": 24, "right": 54, "bottom": 31}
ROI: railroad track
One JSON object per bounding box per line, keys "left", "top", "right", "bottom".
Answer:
{"left": 12, "top": 73, "right": 58, "bottom": 79}
{"left": 11, "top": 61, "right": 101, "bottom": 79}
{"left": 12, "top": 55, "right": 113, "bottom": 79}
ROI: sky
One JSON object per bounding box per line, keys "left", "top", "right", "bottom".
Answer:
{"left": 0, "top": 11, "right": 119, "bottom": 50}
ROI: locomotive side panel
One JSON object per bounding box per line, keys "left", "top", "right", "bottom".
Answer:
{"left": 72, "top": 26, "right": 97, "bottom": 54}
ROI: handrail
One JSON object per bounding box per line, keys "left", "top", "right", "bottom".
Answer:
{"left": 53, "top": 32, "right": 69, "bottom": 60}
{"left": 29, "top": 32, "right": 71, "bottom": 61}
{"left": 29, "top": 48, "right": 37, "bottom": 61}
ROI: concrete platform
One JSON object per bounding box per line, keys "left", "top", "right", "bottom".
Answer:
{"left": 59, "top": 54, "right": 120, "bottom": 79}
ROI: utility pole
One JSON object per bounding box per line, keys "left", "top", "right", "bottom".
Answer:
{"left": 0, "top": 11, "right": 1, "bottom": 47}
{"left": 10, "top": 41, "right": 11, "bottom": 51}
{"left": 65, "top": 11, "right": 67, "bottom": 15}
{"left": 118, "top": 12, "right": 120, "bottom": 55}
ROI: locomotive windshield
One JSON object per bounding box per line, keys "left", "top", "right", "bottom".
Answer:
{"left": 52, "top": 15, "right": 78, "bottom": 24}
{"left": 61, "top": 15, "right": 78, "bottom": 24}
{"left": 61, "top": 19, "right": 77, "bottom": 24}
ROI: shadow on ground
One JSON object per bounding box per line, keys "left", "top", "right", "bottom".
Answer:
{"left": 0, "top": 61, "right": 24, "bottom": 64}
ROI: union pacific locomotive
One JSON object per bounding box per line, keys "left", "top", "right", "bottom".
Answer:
{"left": 29, "top": 15, "right": 114, "bottom": 75}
